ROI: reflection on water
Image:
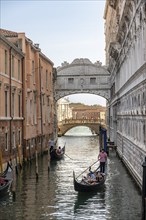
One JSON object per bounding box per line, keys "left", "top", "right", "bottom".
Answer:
{"left": 0, "top": 127, "right": 142, "bottom": 220}
{"left": 74, "top": 189, "right": 106, "bottom": 219}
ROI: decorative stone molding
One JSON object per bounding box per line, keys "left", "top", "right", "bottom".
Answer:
{"left": 94, "top": 61, "right": 102, "bottom": 66}
{"left": 33, "top": 89, "right": 37, "bottom": 95}
{"left": 18, "top": 88, "right": 22, "bottom": 94}
{"left": 109, "top": 42, "right": 121, "bottom": 60}
{"left": 4, "top": 83, "right": 9, "bottom": 91}
{"left": 61, "top": 61, "right": 69, "bottom": 67}
{"left": 55, "top": 89, "right": 110, "bottom": 102}
{"left": 11, "top": 86, "right": 16, "bottom": 93}
{"left": 109, "top": 0, "right": 117, "bottom": 9}
{"left": 27, "top": 88, "right": 32, "bottom": 93}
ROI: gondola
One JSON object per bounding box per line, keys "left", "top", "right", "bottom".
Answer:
{"left": 50, "top": 145, "right": 65, "bottom": 160}
{"left": 0, "top": 162, "right": 13, "bottom": 196}
{"left": 73, "top": 169, "right": 106, "bottom": 192}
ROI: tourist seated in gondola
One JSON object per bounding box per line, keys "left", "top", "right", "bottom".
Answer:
{"left": 88, "top": 167, "right": 96, "bottom": 179}
{"left": 81, "top": 167, "right": 97, "bottom": 184}
{"left": 0, "top": 177, "right": 6, "bottom": 186}
{"left": 95, "top": 171, "right": 104, "bottom": 182}
{"left": 56, "top": 146, "right": 62, "bottom": 154}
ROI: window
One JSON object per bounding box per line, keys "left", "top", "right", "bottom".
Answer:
{"left": 32, "top": 60, "right": 35, "bottom": 83}
{"left": 26, "top": 93, "right": 30, "bottom": 125}
{"left": 33, "top": 92, "right": 37, "bottom": 124}
{"left": 47, "top": 96, "right": 50, "bottom": 106}
{"left": 5, "top": 91, "right": 8, "bottom": 117}
{"left": 90, "top": 77, "right": 96, "bottom": 85}
{"left": 18, "top": 94, "right": 21, "bottom": 117}
{"left": 12, "top": 93, "right": 15, "bottom": 117}
{"left": 46, "top": 70, "right": 48, "bottom": 88}
{"left": 5, "top": 50, "right": 7, "bottom": 74}
{"left": 18, "top": 130, "right": 21, "bottom": 145}
{"left": 42, "top": 94, "right": 45, "bottom": 105}
{"left": 5, "top": 132, "right": 8, "bottom": 151}
{"left": 12, "top": 132, "right": 16, "bottom": 149}
{"left": 30, "top": 100, "right": 33, "bottom": 124}
{"left": 18, "top": 60, "right": 20, "bottom": 80}
{"left": 11, "top": 55, "right": 14, "bottom": 77}
{"left": 68, "top": 78, "right": 74, "bottom": 84}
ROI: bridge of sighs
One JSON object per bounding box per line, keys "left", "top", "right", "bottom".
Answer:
{"left": 54, "top": 58, "right": 110, "bottom": 135}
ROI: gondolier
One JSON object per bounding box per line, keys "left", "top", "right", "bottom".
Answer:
{"left": 98, "top": 149, "right": 107, "bottom": 173}
{"left": 48, "top": 139, "right": 55, "bottom": 153}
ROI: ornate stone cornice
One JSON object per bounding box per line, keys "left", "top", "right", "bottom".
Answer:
{"left": 108, "top": 0, "right": 117, "bottom": 9}
{"left": 11, "top": 86, "right": 16, "bottom": 93}
{"left": 18, "top": 88, "right": 22, "bottom": 94}
{"left": 109, "top": 42, "right": 121, "bottom": 60}
{"left": 4, "top": 83, "right": 9, "bottom": 90}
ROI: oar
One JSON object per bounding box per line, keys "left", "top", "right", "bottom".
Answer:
{"left": 63, "top": 142, "right": 76, "bottom": 160}
{"left": 76, "top": 159, "right": 99, "bottom": 179}
{"left": 95, "top": 165, "right": 100, "bottom": 172}
{"left": 64, "top": 153, "right": 76, "bottom": 160}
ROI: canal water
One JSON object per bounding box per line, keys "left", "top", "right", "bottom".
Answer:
{"left": 0, "top": 127, "right": 142, "bottom": 220}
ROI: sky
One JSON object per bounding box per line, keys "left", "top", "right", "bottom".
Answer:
{"left": 1, "top": 0, "right": 106, "bottom": 106}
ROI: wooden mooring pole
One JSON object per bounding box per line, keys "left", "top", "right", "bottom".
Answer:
{"left": 0, "top": 150, "right": 3, "bottom": 172}
{"left": 35, "top": 150, "right": 39, "bottom": 180}
{"left": 48, "top": 147, "right": 50, "bottom": 172}
{"left": 142, "top": 156, "right": 146, "bottom": 220}
{"left": 12, "top": 160, "right": 16, "bottom": 201}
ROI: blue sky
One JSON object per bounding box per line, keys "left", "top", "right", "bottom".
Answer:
{"left": 1, "top": 0, "right": 106, "bottom": 106}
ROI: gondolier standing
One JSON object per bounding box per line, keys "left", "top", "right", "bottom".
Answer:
{"left": 48, "top": 139, "right": 55, "bottom": 153}
{"left": 98, "top": 149, "right": 107, "bottom": 173}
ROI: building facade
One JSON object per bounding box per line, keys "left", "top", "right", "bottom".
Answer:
{"left": 57, "top": 98, "right": 73, "bottom": 122}
{"left": 0, "top": 34, "right": 24, "bottom": 167}
{"left": 0, "top": 29, "right": 55, "bottom": 166}
{"left": 104, "top": 0, "right": 146, "bottom": 188}
{"left": 71, "top": 105, "right": 106, "bottom": 121}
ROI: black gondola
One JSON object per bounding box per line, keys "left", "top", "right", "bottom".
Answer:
{"left": 0, "top": 162, "right": 13, "bottom": 196}
{"left": 73, "top": 170, "right": 106, "bottom": 192}
{"left": 50, "top": 145, "right": 65, "bottom": 160}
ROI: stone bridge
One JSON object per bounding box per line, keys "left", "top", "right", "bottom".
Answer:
{"left": 58, "top": 119, "right": 106, "bottom": 136}
{"left": 54, "top": 58, "right": 110, "bottom": 102}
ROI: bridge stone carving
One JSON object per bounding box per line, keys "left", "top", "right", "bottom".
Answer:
{"left": 54, "top": 58, "right": 111, "bottom": 101}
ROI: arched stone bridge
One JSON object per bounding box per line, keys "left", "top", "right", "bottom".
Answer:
{"left": 54, "top": 58, "right": 111, "bottom": 102}
{"left": 58, "top": 119, "right": 106, "bottom": 136}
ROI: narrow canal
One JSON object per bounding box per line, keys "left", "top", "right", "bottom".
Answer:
{"left": 0, "top": 127, "right": 142, "bottom": 220}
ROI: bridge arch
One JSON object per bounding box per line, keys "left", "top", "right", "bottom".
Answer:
{"left": 60, "top": 125, "right": 99, "bottom": 136}
{"left": 58, "top": 119, "right": 106, "bottom": 136}
{"left": 55, "top": 58, "right": 111, "bottom": 102}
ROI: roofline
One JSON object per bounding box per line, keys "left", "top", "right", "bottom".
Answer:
{"left": 40, "top": 52, "right": 54, "bottom": 66}
{"left": 0, "top": 35, "right": 24, "bottom": 57}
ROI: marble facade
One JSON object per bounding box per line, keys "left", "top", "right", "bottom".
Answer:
{"left": 104, "top": 0, "right": 146, "bottom": 188}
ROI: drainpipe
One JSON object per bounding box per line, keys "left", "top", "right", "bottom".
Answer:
{"left": 21, "top": 57, "right": 25, "bottom": 163}
{"left": 9, "top": 47, "right": 12, "bottom": 159}
{"left": 39, "top": 58, "right": 43, "bottom": 155}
